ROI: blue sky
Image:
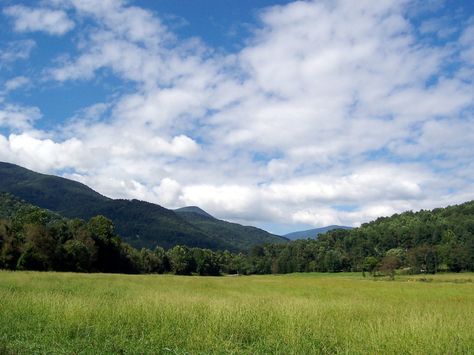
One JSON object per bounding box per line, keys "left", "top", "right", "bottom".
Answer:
{"left": 0, "top": 0, "right": 473, "bottom": 234}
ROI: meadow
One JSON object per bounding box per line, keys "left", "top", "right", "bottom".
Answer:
{"left": 0, "top": 271, "right": 473, "bottom": 354}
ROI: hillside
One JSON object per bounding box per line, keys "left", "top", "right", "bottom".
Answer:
{"left": 0, "top": 162, "right": 110, "bottom": 215}
{"left": 175, "top": 207, "right": 287, "bottom": 251}
{"left": 175, "top": 206, "right": 214, "bottom": 218}
{"left": 313, "top": 201, "right": 474, "bottom": 272}
{"left": 231, "top": 200, "right": 474, "bottom": 274}
{"left": 284, "top": 225, "right": 352, "bottom": 240}
{"left": 334, "top": 201, "right": 474, "bottom": 251}
{"left": 0, "top": 192, "right": 161, "bottom": 273}
{"left": 0, "top": 192, "right": 62, "bottom": 223}
{"left": 0, "top": 162, "right": 286, "bottom": 251}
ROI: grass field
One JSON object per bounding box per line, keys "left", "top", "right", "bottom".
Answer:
{"left": 0, "top": 271, "right": 473, "bottom": 354}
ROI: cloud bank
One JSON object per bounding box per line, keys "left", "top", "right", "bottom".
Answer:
{"left": 0, "top": 0, "right": 473, "bottom": 233}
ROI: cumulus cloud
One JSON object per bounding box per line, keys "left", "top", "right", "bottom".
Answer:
{"left": 2, "top": 76, "right": 30, "bottom": 93}
{"left": 47, "top": 0, "right": 183, "bottom": 86}
{"left": 0, "top": 105, "right": 40, "bottom": 130}
{"left": 0, "top": 0, "right": 473, "bottom": 232}
{"left": 0, "top": 133, "right": 83, "bottom": 172}
{"left": 4, "top": 5, "right": 74, "bottom": 35}
{"left": 153, "top": 178, "right": 182, "bottom": 207}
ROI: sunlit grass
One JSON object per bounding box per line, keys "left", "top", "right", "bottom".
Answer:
{"left": 0, "top": 271, "right": 473, "bottom": 354}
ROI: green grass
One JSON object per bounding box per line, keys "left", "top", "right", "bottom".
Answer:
{"left": 0, "top": 272, "right": 473, "bottom": 354}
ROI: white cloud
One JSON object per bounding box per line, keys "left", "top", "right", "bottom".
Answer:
{"left": 47, "top": 0, "right": 187, "bottom": 87}
{"left": 265, "top": 166, "right": 425, "bottom": 205}
{"left": 2, "top": 76, "right": 30, "bottom": 93}
{"left": 153, "top": 135, "right": 200, "bottom": 157}
{"left": 0, "top": 105, "right": 40, "bottom": 130}
{"left": 153, "top": 178, "right": 182, "bottom": 207}
{"left": 292, "top": 204, "right": 403, "bottom": 228}
{"left": 292, "top": 208, "right": 343, "bottom": 227}
{"left": 74, "top": 0, "right": 171, "bottom": 46}
{"left": 0, "top": 133, "right": 83, "bottom": 172}
{"left": 0, "top": 40, "right": 35, "bottom": 66}
{"left": 4, "top": 5, "right": 75, "bottom": 35}
{"left": 419, "top": 17, "right": 457, "bottom": 38}
{"left": 460, "top": 22, "right": 474, "bottom": 62}
{"left": 1, "top": 0, "right": 473, "bottom": 232}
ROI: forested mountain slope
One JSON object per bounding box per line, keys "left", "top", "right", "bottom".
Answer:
{"left": 0, "top": 192, "right": 164, "bottom": 273}
{"left": 0, "top": 162, "right": 109, "bottom": 215}
{"left": 175, "top": 208, "right": 287, "bottom": 251}
{"left": 235, "top": 201, "right": 474, "bottom": 274}
{"left": 0, "top": 162, "right": 286, "bottom": 251}
{"left": 293, "top": 201, "right": 474, "bottom": 273}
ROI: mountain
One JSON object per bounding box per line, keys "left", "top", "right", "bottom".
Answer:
{"left": 175, "top": 207, "right": 287, "bottom": 251}
{"left": 0, "top": 192, "right": 62, "bottom": 222}
{"left": 0, "top": 162, "right": 287, "bottom": 251}
{"left": 284, "top": 225, "right": 352, "bottom": 240}
{"left": 0, "top": 162, "right": 110, "bottom": 215}
{"left": 0, "top": 162, "right": 220, "bottom": 250}
{"left": 175, "top": 206, "right": 214, "bottom": 219}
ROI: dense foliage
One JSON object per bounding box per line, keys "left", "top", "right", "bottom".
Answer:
{"left": 0, "top": 193, "right": 224, "bottom": 275}
{"left": 244, "top": 201, "right": 474, "bottom": 274}
{"left": 0, "top": 162, "right": 286, "bottom": 251}
{"left": 1, "top": 192, "right": 473, "bottom": 275}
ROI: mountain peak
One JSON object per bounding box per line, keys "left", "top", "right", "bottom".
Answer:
{"left": 174, "top": 206, "right": 214, "bottom": 219}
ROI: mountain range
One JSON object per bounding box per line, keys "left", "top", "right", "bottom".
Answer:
{"left": 283, "top": 225, "right": 352, "bottom": 240}
{"left": 0, "top": 162, "right": 287, "bottom": 251}
{"left": 174, "top": 206, "right": 288, "bottom": 251}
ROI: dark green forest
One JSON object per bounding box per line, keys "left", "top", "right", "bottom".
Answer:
{"left": 251, "top": 201, "right": 474, "bottom": 275}
{"left": 0, "top": 162, "right": 286, "bottom": 251}
{"left": 0, "top": 193, "right": 257, "bottom": 275}
{"left": 1, "top": 192, "right": 473, "bottom": 276}
{"left": 175, "top": 206, "right": 286, "bottom": 251}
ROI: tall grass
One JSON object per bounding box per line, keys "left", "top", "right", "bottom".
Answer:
{"left": 0, "top": 271, "right": 473, "bottom": 354}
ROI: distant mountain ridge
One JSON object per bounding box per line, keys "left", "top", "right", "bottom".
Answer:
{"left": 0, "top": 162, "right": 287, "bottom": 251}
{"left": 284, "top": 225, "right": 352, "bottom": 240}
{"left": 175, "top": 206, "right": 215, "bottom": 219}
{"left": 175, "top": 207, "right": 287, "bottom": 251}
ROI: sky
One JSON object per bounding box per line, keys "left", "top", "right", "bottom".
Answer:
{"left": 0, "top": 0, "right": 473, "bottom": 235}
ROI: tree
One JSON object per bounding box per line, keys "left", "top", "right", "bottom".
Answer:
{"left": 167, "top": 245, "right": 195, "bottom": 275}
{"left": 378, "top": 255, "right": 401, "bottom": 280}
{"left": 63, "top": 239, "right": 93, "bottom": 272}
{"left": 16, "top": 245, "right": 46, "bottom": 270}
{"left": 138, "top": 248, "right": 163, "bottom": 273}
{"left": 363, "top": 256, "right": 379, "bottom": 276}
{"left": 17, "top": 224, "right": 56, "bottom": 271}
{"left": 439, "top": 230, "right": 469, "bottom": 272}
{"left": 0, "top": 232, "right": 22, "bottom": 270}
{"left": 407, "top": 245, "right": 438, "bottom": 274}
{"left": 153, "top": 246, "right": 168, "bottom": 273}
{"left": 385, "top": 248, "right": 406, "bottom": 266}
{"left": 230, "top": 253, "right": 252, "bottom": 275}
{"left": 88, "top": 216, "right": 115, "bottom": 243}
{"left": 193, "top": 248, "right": 220, "bottom": 276}
{"left": 323, "top": 250, "right": 344, "bottom": 272}
{"left": 0, "top": 220, "right": 8, "bottom": 268}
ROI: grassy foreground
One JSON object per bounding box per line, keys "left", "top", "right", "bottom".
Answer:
{"left": 0, "top": 272, "right": 473, "bottom": 354}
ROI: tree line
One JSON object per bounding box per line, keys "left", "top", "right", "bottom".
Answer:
{"left": 1, "top": 193, "right": 473, "bottom": 276}
{"left": 0, "top": 194, "right": 250, "bottom": 275}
